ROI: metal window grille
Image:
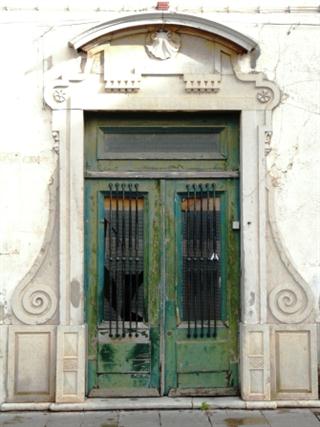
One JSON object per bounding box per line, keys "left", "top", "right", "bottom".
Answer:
{"left": 104, "top": 183, "right": 144, "bottom": 337}
{"left": 182, "top": 184, "right": 221, "bottom": 338}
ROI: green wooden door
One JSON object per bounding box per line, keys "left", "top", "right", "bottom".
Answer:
{"left": 85, "top": 178, "right": 239, "bottom": 396}
{"left": 85, "top": 180, "right": 162, "bottom": 397}
{"left": 163, "top": 179, "right": 239, "bottom": 396}
{"left": 84, "top": 112, "right": 240, "bottom": 397}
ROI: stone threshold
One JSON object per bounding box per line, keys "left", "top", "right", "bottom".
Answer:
{"left": 1, "top": 397, "right": 320, "bottom": 411}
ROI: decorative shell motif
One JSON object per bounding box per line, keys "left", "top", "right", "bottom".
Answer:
{"left": 146, "top": 30, "right": 181, "bottom": 60}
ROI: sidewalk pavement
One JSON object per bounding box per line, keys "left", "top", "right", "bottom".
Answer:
{"left": 1, "top": 409, "right": 320, "bottom": 427}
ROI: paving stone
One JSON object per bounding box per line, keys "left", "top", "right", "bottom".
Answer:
{"left": 160, "top": 410, "right": 211, "bottom": 427}
{"left": 83, "top": 411, "right": 119, "bottom": 427}
{"left": 46, "top": 412, "right": 84, "bottom": 427}
{"left": 0, "top": 409, "right": 320, "bottom": 427}
{"left": 0, "top": 412, "right": 49, "bottom": 427}
{"left": 209, "top": 410, "right": 269, "bottom": 426}
{"left": 206, "top": 409, "right": 229, "bottom": 422}
{"left": 119, "top": 410, "right": 160, "bottom": 427}
{"left": 262, "top": 409, "right": 320, "bottom": 427}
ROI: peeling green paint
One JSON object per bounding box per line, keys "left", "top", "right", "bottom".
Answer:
{"left": 85, "top": 113, "right": 240, "bottom": 396}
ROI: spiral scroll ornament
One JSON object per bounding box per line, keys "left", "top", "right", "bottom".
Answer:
{"left": 12, "top": 285, "right": 57, "bottom": 325}
{"left": 268, "top": 285, "right": 313, "bottom": 323}
{"left": 11, "top": 169, "right": 58, "bottom": 325}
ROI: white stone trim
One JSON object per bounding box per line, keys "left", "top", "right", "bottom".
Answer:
{"left": 53, "top": 109, "right": 85, "bottom": 326}
{"left": 70, "top": 12, "right": 259, "bottom": 56}
{"left": 56, "top": 325, "right": 87, "bottom": 403}
{"left": 270, "top": 324, "right": 318, "bottom": 400}
{"left": 240, "top": 323, "right": 271, "bottom": 400}
{"left": 11, "top": 168, "right": 59, "bottom": 325}
{"left": 0, "top": 326, "right": 8, "bottom": 404}
{"left": 7, "top": 326, "right": 56, "bottom": 402}
{"left": 267, "top": 186, "right": 315, "bottom": 324}
{"left": 4, "top": 397, "right": 320, "bottom": 412}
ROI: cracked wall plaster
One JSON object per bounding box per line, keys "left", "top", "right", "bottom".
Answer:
{"left": 0, "top": 2, "right": 319, "bottom": 316}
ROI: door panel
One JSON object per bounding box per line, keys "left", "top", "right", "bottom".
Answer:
{"left": 85, "top": 112, "right": 240, "bottom": 397}
{"left": 85, "top": 180, "right": 161, "bottom": 396}
{"left": 85, "top": 178, "right": 239, "bottom": 396}
{"left": 164, "top": 180, "right": 239, "bottom": 396}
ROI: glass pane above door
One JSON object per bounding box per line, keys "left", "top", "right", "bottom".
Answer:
{"left": 97, "top": 126, "right": 224, "bottom": 159}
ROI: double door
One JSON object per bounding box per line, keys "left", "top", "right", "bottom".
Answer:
{"left": 85, "top": 177, "right": 239, "bottom": 396}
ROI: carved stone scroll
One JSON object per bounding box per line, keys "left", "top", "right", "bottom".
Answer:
{"left": 267, "top": 186, "right": 315, "bottom": 324}
{"left": 11, "top": 168, "right": 58, "bottom": 325}
{"left": 269, "top": 285, "right": 313, "bottom": 323}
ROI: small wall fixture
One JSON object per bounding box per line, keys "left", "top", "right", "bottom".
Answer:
{"left": 156, "top": 2, "right": 169, "bottom": 10}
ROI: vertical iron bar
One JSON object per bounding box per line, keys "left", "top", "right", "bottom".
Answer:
{"left": 192, "top": 184, "right": 197, "bottom": 338}
{"left": 115, "top": 183, "right": 120, "bottom": 337}
{"left": 135, "top": 184, "right": 139, "bottom": 336}
{"left": 206, "top": 184, "right": 211, "bottom": 337}
{"left": 212, "top": 183, "right": 217, "bottom": 338}
{"left": 199, "top": 184, "right": 204, "bottom": 337}
{"left": 121, "top": 183, "right": 126, "bottom": 337}
{"left": 128, "top": 184, "right": 133, "bottom": 336}
{"left": 108, "top": 184, "right": 113, "bottom": 337}
{"left": 186, "top": 185, "right": 191, "bottom": 338}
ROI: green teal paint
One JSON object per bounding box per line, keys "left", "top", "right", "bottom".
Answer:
{"left": 84, "top": 113, "right": 240, "bottom": 396}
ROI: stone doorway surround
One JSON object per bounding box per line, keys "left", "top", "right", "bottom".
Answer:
{"left": 2, "top": 12, "right": 317, "bottom": 405}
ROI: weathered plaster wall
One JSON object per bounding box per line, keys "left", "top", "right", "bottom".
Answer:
{"left": 0, "top": 0, "right": 319, "bottom": 402}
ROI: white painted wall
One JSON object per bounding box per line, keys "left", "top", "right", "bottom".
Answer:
{"left": 0, "top": 0, "right": 319, "bottom": 398}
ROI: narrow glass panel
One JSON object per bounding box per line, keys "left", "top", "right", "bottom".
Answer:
{"left": 181, "top": 186, "right": 221, "bottom": 338}
{"left": 98, "top": 127, "right": 223, "bottom": 159}
{"left": 104, "top": 186, "right": 144, "bottom": 337}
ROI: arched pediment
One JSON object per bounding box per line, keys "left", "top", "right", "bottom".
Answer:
{"left": 70, "top": 12, "right": 259, "bottom": 58}
{"left": 44, "top": 12, "right": 280, "bottom": 111}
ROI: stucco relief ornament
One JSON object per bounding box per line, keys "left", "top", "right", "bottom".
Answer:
{"left": 146, "top": 30, "right": 181, "bottom": 60}
{"left": 268, "top": 284, "right": 313, "bottom": 323}
{"left": 256, "top": 89, "right": 272, "bottom": 103}
{"left": 52, "top": 131, "right": 60, "bottom": 154}
{"left": 53, "top": 88, "right": 67, "bottom": 103}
